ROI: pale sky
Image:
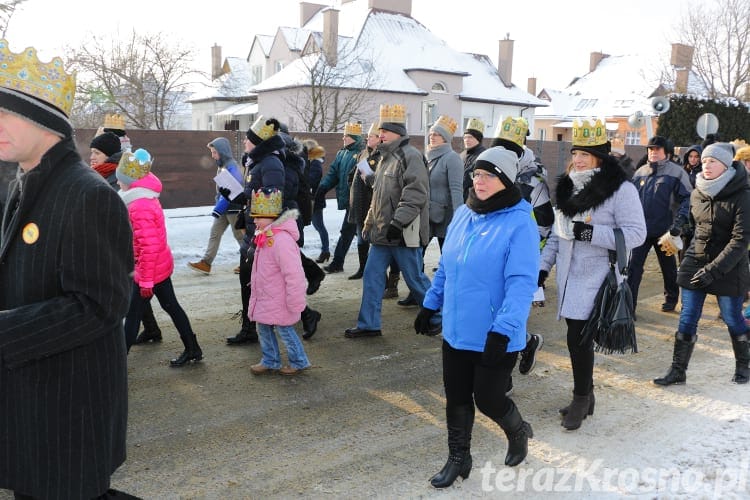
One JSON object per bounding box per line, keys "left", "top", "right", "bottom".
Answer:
{"left": 7, "top": 0, "right": 698, "bottom": 91}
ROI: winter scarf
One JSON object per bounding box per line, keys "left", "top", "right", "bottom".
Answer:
{"left": 93, "top": 161, "right": 117, "bottom": 179}
{"left": 466, "top": 185, "right": 522, "bottom": 214}
{"left": 695, "top": 167, "right": 736, "bottom": 199}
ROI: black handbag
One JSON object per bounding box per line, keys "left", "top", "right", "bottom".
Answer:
{"left": 580, "top": 228, "right": 637, "bottom": 354}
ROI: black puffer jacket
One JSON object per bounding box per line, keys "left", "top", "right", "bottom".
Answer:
{"left": 676, "top": 163, "right": 750, "bottom": 296}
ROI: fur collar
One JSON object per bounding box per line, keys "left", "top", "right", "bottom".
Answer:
{"left": 556, "top": 156, "right": 628, "bottom": 217}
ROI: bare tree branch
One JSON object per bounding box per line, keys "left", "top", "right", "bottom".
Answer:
{"left": 65, "top": 29, "right": 205, "bottom": 129}
{"left": 677, "top": 0, "right": 750, "bottom": 98}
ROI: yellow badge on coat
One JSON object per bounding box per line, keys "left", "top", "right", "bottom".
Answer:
{"left": 22, "top": 222, "right": 39, "bottom": 244}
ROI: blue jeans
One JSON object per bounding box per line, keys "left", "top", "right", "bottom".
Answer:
{"left": 678, "top": 287, "right": 749, "bottom": 337}
{"left": 356, "top": 244, "right": 440, "bottom": 330}
{"left": 257, "top": 323, "right": 311, "bottom": 369}
{"left": 311, "top": 208, "right": 329, "bottom": 253}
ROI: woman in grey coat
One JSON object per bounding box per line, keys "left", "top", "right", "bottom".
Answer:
{"left": 539, "top": 122, "right": 646, "bottom": 431}
{"left": 427, "top": 116, "right": 464, "bottom": 249}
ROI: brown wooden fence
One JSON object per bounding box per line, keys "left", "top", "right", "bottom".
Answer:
{"left": 0, "top": 130, "right": 646, "bottom": 209}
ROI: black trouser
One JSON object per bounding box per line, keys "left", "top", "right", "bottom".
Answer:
{"left": 566, "top": 318, "right": 594, "bottom": 396}
{"left": 627, "top": 235, "right": 679, "bottom": 309}
{"left": 239, "top": 245, "right": 254, "bottom": 321}
{"left": 124, "top": 277, "right": 193, "bottom": 349}
{"left": 442, "top": 340, "right": 517, "bottom": 421}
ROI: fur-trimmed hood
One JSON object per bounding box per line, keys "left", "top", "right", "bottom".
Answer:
{"left": 555, "top": 156, "right": 628, "bottom": 217}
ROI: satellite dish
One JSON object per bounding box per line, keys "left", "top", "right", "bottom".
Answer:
{"left": 696, "top": 113, "right": 719, "bottom": 139}
{"left": 628, "top": 111, "right": 645, "bottom": 128}
{"left": 651, "top": 96, "right": 670, "bottom": 114}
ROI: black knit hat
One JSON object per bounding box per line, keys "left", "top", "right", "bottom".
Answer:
{"left": 464, "top": 128, "right": 483, "bottom": 143}
{"left": 570, "top": 142, "right": 611, "bottom": 161}
{"left": 90, "top": 132, "right": 122, "bottom": 157}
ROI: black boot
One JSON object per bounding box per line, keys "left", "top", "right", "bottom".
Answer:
{"left": 731, "top": 334, "right": 750, "bottom": 384}
{"left": 227, "top": 319, "right": 258, "bottom": 345}
{"left": 653, "top": 332, "right": 696, "bottom": 386}
{"left": 559, "top": 385, "right": 595, "bottom": 417}
{"left": 430, "top": 404, "right": 474, "bottom": 488}
{"left": 561, "top": 392, "right": 594, "bottom": 430}
{"left": 383, "top": 270, "right": 400, "bottom": 299}
{"left": 302, "top": 253, "right": 325, "bottom": 295}
{"left": 135, "top": 302, "right": 162, "bottom": 344}
{"left": 496, "top": 399, "right": 533, "bottom": 466}
{"left": 348, "top": 243, "right": 369, "bottom": 280}
{"left": 301, "top": 306, "right": 322, "bottom": 340}
{"left": 170, "top": 334, "right": 203, "bottom": 367}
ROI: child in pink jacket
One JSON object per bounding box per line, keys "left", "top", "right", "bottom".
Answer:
{"left": 117, "top": 149, "right": 203, "bottom": 367}
{"left": 248, "top": 188, "right": 311, "bottom": 375}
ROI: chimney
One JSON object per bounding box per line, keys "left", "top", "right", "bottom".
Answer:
{"left": 323, "top": 8, "right": 339, "bottom": 66}
{"left": 300, "top": 2, "right": 325, "bottom": 27}
{"left": 211, "top": 44, "right": 222, "bottom": 80}
{"left": 527, "top": 77, "right": 537, "bottom": 96}
{"left": 368, "top": 0, "right": 412, "bottom": 16}
{"left": 589, "top": 51, "right": 608, "bottom": 72}
{"left": 498, "top": 34, "right": 514, "bottom": 87}
{"left": 675, "top": 68, "right": 689, "bottom": 94}
{"left": 670, "top": 43, "right": 694, "bottom": 69}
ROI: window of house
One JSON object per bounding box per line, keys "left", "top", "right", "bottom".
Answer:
{"left": 274, "top": 61, "right": 285, "bottom": 73}
{"left": 626, "top": 130, "right": 641, "bottom": 145}
{"left": 538, "top": 129, "right": 545, "bottom": 141}
{"left": 431, "top": 82, "right": 447, "bottom": 93}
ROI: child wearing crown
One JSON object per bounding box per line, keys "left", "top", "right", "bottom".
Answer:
{"left": 116, "top": 148, "right": 204, "bottom": 366}
{"left": 248, "top": 188, "right": 311, "bottom": 375}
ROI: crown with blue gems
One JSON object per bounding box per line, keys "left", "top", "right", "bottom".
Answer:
{"left": 250, "top": 188, "right": 283, "bottom": 218}
{"left": 493, "top": 116, "right": 528, "bottom": 148}
{"left": 572, "top": 118, "right": 608, "bottom": 147}
{"left": 0, "top": 39, "right": 76, "bottom": 115}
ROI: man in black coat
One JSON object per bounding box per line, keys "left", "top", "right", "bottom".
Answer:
{"left": 0, "top": 42, "right": 135, "bottom": 498}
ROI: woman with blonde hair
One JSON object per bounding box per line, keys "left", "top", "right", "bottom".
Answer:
{"left": 539, "top": 120, "right": 646, "bottom": 430}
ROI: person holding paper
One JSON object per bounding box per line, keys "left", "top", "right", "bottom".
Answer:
{"left": 188, "top": 137, "right": 245, "bottom": 275}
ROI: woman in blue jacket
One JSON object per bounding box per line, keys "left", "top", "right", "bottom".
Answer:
{"left": 414, "top": 146, "right": 539, "bottom": 487}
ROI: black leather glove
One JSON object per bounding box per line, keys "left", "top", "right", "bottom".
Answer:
{"left": 386, "top": 223, "right": 402, "bottom": 241}
{"left": 573, "top": 222, "right": 593, "bottom": 242}
{"left": 538, "top": 270, "right": 548, "bottom": 288}
{"left": 218, "top": 187, "right": 232, "bottom": 201}
{"left": 413, "top": 307, "right": 437, "bottom": 334}
{"left": 690, "top": 268, "right": 714, "bottom": 288}
{"left": 670, "top": 216, "right": 686, "bottom": 236}
{"left": 482, "top": 331, "right": 510, "bottom": 367}
{"left": 219, "top": 187, "right": 248, "bottom": 206}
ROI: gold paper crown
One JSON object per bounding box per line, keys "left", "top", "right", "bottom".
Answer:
{"left": 379, "top": 104, "right": 406, "bottom": 124}
{"left": 0, "top": 39, "right": 76, "bottom": 116}
{"left": 344, "top": 122, "right": 363, "bottom": 136}
{"left": 572, "top": 118, "right": 608, "bottom": 147}
{"left": 433, "top": 115, "right": 458, "bottom": 136}
{"left": 103, "top": 113, "right": 125, "bottom": 130}
{"left": 250, "top": 188, "right": 283, "bottom": 218}
{"left": 493, "top": 116, "right": 529, "bottom": 147}
{"left": 465, "top": 117, "right": 485, "bottom": 134}
{"left": 117, "top": 148, "right": 152, "bottom": 181}
{"left": 249, "top": 115, "right": 278, "bottom": 142}
{"left": 367, "top": 122, "right": 378, "bottom": 136}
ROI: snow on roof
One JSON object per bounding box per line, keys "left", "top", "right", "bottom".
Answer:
{"left": 252, "top": 9, "right": 546, "bottom": 107}
{"left": 188, "top": 57, "right": 253, "bottom": 101}
{"left": 255, "top": 34, "right": 274, "bottom": 57}
{"left": 536, "top": 53, "right": 711, "bottom": 119}
{"left": 279, "top": 26, "right": 313, "bottom": 52}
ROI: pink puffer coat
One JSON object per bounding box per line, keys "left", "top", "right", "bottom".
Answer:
{"left": 119, "top": 173, "right": 174, "bottom": 288}
{"left": 249, "top": 210, "right": 306, "bottom": 326}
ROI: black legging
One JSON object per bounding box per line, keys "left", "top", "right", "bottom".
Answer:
{"left": 442, "top": 340, "right": 517, "bottom": 420}
{"left": 566, "top": 318, "right": 594, "bottom": 396}
{"left": 124, "top": 277, "right": 194, "bottom": 349}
